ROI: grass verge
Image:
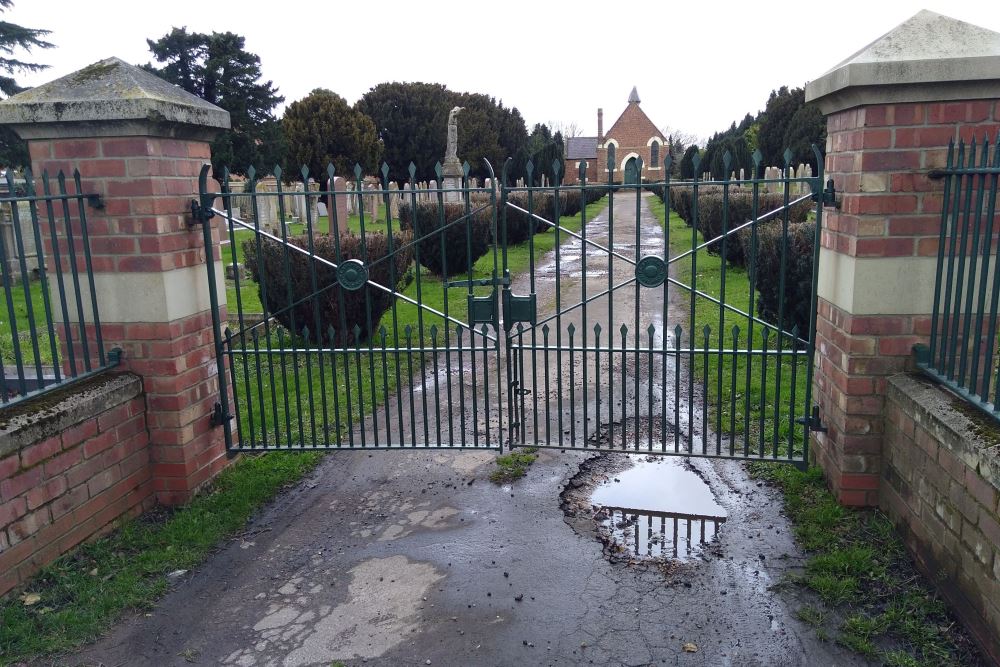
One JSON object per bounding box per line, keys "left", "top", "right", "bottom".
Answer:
{"left": 749, "top": 462, "right": 982, "bottom": 666}
{"left": 489, "top": 447, "right": 539, "bottom": 484}
{"left": 0, "top": 451, "right": 323, "bottom": 665}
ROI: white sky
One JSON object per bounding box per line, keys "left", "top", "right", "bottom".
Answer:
{"left": 7, "top": 1, "right": 1000, "bottom": 145}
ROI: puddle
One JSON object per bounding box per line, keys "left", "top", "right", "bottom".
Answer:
{"left": 586, "top": 456, "right": 727, "bottom": 562}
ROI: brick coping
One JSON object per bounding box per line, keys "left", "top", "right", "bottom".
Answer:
{"left": 888, "top": 373, "right": 1000, "bottom": 491}
{"left": 0, "top": 373, "right": 142, "bottom": 458}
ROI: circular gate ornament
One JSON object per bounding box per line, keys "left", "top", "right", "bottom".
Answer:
{"left": 636, "top": 255, "right": 667, "bottom": 288}
{"left": 337, "top": 259, "right": 369, "bottom": 291}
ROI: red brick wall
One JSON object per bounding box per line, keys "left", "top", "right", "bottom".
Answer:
{"left": 881, "top": 374, "right": 1000, "bottom": 664}
{"left": 0, "top": 374, "right": 154, "bottom": 597}
{"left": 813, "top": 99, "right": 1000, "bottom": 506}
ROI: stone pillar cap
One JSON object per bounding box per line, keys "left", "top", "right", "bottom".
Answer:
{"left": 0, "top": 57, "right": 231, "bottom": 140}
{"left": 806, "top": 10, "right": 1000, "bottom": 115}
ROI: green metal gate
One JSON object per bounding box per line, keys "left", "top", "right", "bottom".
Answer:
{"left": 198, "top": 147, "right": 829, "bottom": 465}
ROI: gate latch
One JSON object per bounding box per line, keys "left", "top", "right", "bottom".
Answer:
{"left": 796, "top": 405, "right": 827, "bottom": 433}
{"left": 210, "top": 401, "right": 233, "bottom": 428}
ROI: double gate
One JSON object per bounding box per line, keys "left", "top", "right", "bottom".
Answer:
{"left": 198, "top": 150, "right": 829, "bottom": 465}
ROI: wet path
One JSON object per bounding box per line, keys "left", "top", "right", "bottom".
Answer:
{"left": 68, "top": 195, "right": 870, "bottom": 667}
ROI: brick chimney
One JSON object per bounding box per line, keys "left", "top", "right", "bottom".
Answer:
{"left": 597, "top": 108, "right": 604, "bottom": 141}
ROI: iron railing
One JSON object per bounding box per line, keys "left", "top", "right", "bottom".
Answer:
{"left": 0, "top": 170, "right": 118, "bottom": 407}
{"left": 916, "top": 136, "right": 1000, "bottom": 421}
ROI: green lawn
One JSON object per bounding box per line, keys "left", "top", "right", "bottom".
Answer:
{"left": 226, "top": 198, "right": 608, "bottom": 448}
{"left": 646, "top": 195, "right": 810, "bottom": 460}
{"left": 0, "top": 277, "right": 59, "bottom": 367}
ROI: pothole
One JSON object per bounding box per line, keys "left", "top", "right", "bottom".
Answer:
{"left": 562, "top": 453, "right": 727, "bottom": 565}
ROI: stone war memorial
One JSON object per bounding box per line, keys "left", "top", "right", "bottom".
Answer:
{"left": 0, "top": 7, "right": 998, "bottom": 667}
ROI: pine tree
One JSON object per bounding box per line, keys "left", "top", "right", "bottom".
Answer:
{"left": 145, "top": 27, "right": 284, "bottom": 176}
{"left": 0, "top": 0, "right": 53, "bottom": 169}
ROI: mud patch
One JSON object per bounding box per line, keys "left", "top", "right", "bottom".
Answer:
{"left": 562, "top": 453, "right": 726, "bottom": 566}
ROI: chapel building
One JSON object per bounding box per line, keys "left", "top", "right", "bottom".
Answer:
{"left": 563, "top": 87, "right": 667, "bottom": 185}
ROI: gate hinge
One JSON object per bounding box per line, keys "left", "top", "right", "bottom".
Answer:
{"left": 190, "top": 199, "right": 216, "bottom": 227}
{"left": 811, "top": 179, "right": 839, "bottom": 208}
{"left": 210, "top": 401, "right": 233, "bottom": 427}
{"left": 796, "top": 405, "right": 827, "bottom": 433}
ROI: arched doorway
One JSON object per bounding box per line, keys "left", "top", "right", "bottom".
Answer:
{"left": 623, "top": 156, "right": 639, "bottom": 185}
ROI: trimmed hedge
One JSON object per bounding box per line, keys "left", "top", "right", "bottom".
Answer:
{"left": 739, "top": 221, "right": 816, "bottom": 338}
{"left": 243, "top": 232, "right": 412, "bottom": 346}
{"left": 398, "top": 201, "right": 493, "bottom": 276}
{"left": 695, "top": 192, "right": 812, "bottom": 267}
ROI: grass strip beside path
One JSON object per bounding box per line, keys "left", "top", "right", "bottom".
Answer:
{"left": 0, "top": 451, "right": 323, "bottom": 665}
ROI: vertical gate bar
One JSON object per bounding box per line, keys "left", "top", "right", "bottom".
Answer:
{"left": 354, "top": 174, "right": 378, "bottom": 447}
{"left": 929, "top": 142, "right": 955, "bottom": 367}
{"left": 273, "top": 178, "right": 300, "bottom": 446}
{"left": 462, "top": 167, "right": 475, "bottom": 448}
{"left": 470, "top": 311, "right": 480, "bottom": 449}
{"left": 517, "top": 323, "right": 526, "bottom": 443}
{"left": 960, "top": 139, "right": 990, "bottom": 392}
{"left": 633, "top": 159, "right": 642, "bottom": 454}
{"left": 396, "top": 174, "right": 413, "bottom": 446}
{"left": 327, "top": 327, "right": 342, "bottom": 448}
{"left": 527, "top": 162, "right": 539, "bottom": 444}
{"left": 594, "top": 324, "right": 602, "bottom": 447}
{"left": 482, "top": 324, "right": 492, "bottom": 448}
{"left": 543, "top": 324, "right": 551, "bottom": 445}
{"left": 41, "top": 172, "right": 76, "bottom": 377}
{"left": 674, "top": 325, "right": 682, "bottom": 453}
{"left": 607, "top": 155, "right": 616, "bottom": 450}
{"left": 73, "top": 170, "right": 105, "bottom": 367}
{"left": 787, "top": 326, "right": 800, "bottom": 460}
{"left": 689, "top": 169, "right": 699, "bottom": 453}
{"left": 760, "top": 327, "right": 770, "bottom": 457}
{"left": 773, "top": 158, "right": 791, "bottom": 459}
{"left": 948, "top": 140, "right": 977, "bottom": 380}
{"left": 717, "top": 158, "right": 731, "bottom": 456}
{"left": 969, "top": 135, "right": 998, "bottom": 396}
{"left": 196, "top": 165, "right": 233, "bottom": 451}
{"left": 222, "top": 169, "right": 255, "bottom": 447}
{"left": 9, "top": 172, "right": 46, "bottom": 384}
{"left": 253, "top": 330, "right": 268, "bottom": 448}
{"left": 744, "top": 154, "right": 762, "bottom": 458}
{"left": 730, "top": 326, "right": 739, "bottom": 456}
{"left": 432, "top": 326, "right": 442, "bottom": 446}
{"left": 569, "top": 324, "right": 576, "bottom": 447}
{"left": 248, "top": 168, "right": 282, "bottom": 447}
{"left": 225, "top": 329, "right": 242, "bottom": 449}
{"left": 301, "top": 168, "right": 323, "bottom": 447}
{"left": 487, "top": 165, "right": 503, "bottom": 452}
{"left": 0, "top": 193, "right": 26, "bottom": 394}
{"left": 457, "top": 325, "right": 467, "bottom": 446}
{"left": 24, "top": 173, "right": 62, "bottom": 381}
{"left": 939, "top": 141, "right": 965, "bottom": 373}
{"left": 620, "top": 325, "right": 627, "bottom": 450}
{"left": 648, "top": 325, "right": 654, "bottom": 451}
{"left": 661, "top": 172, "right": 670, "bottom": 454}
{"left": 580, "top": 163, "right": 589, "bottom": 448}
{"left": 553, "top": 162, "right": 565, "bottom": 449}
{"left": 304, "top": 329, "right": 317, "bottom": 447}
{"left": 278, "top": 329, "right": 293, "bottom": 446}
{"left": 802, "top": 145, "right": 826, "bottom": 464}
{"left": 404, "top": 325, "right": 415, "bottom": 446}
{"left": 56, "top": 171, "right": 89, "bottom": 375}
{"left": 702, "top": 326, "right": 709, "bottom": 454}
{"left": 381, "top": 328, "right": 391, "bottom": 446}
{"left": 353, "top": 327, "right": 366, "bottom": 447}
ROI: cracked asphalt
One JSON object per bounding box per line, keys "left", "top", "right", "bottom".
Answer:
{"left": 66, "top": 194, "right": 870, "bottom": 666}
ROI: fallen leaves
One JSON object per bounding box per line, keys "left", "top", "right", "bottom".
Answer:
{"left": 682, "top": 642, "right": 699, "bottom": 653}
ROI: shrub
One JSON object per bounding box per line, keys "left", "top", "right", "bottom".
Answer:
{"left": 398, "top": 201, "right": 493, "bottom": 276}
{"left": 695, "top": 191, "right": 812, "bottom": 267}
{"left": 739, "top": 221, "right": 816, "bottom": 338}
{"left": 243, "top": 232, "right": 412, "bottom": 346}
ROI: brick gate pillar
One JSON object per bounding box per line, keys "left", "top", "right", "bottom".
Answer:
{"left": 0, "top": 58, "right": 232, "bottom": 505}
{"left": 805, "top": 11, "right": 1000, "bottom": 506}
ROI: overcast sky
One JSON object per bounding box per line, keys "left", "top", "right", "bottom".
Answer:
{"left": 7, "top": 1, "right": 1000, "bottom": 145}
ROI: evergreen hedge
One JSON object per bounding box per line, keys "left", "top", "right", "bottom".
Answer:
{"left": 398, "top": 201, "right": 493, "bottom": 276}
